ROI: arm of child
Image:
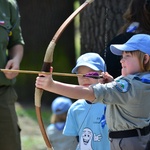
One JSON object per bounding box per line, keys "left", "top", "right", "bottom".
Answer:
{"left": 35, "top": 74, "right": 95, "bottom": 102}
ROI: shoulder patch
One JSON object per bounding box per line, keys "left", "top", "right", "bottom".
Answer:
{"left": 115, "top": 79, "right": 130, "bottom": 93}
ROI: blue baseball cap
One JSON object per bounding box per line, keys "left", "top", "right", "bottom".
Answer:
{"left": 110, "top": 34, "right": 150, "bottom": 56}
{"left": 52, "top": 97, "right": 72, "bottom": 115}
{"left": 72, "top": 52, "right": 106, "bottom": 73}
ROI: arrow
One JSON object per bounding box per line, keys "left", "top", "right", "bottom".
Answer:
{"left": 0, "top": 69, "right": 103, "bottom": 79}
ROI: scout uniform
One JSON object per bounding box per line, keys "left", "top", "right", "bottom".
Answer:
{"left": 92, "top": 34, "right": 150, "bottom": 150}
{"left": 0, "top": 0, "right": 24, "bottom": 149}
{"left": 92, "top": 73, "right": 150, "bottom": 150}
{"left": 92, "top": 73, "right": 150, "bottom": 129}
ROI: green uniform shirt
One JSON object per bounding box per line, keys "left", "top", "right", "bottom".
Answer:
{"left": 0, "top": 0, "right": 24, "bottom": 86}
{"left": 92, "top": 72, "right": 150, "bottom": 131}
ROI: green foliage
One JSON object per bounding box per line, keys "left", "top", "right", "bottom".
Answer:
{"left": 74, "top": 0, "right": 81, "bottom": 59}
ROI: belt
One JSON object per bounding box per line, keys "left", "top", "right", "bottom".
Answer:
{"left": 109, "top": 124, "right": 150, "bottom": 138}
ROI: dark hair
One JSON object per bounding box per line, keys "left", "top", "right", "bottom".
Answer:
{"left": 118, "top": 0, "right": 150, "bottom": 34}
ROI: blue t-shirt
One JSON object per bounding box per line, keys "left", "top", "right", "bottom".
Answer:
{"left": 63, "top": 99, "right": 110, "bottom": 150}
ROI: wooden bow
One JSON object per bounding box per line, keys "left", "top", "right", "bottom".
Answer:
{"left": 34, "top": 0, "right": 94, "bottom": 149}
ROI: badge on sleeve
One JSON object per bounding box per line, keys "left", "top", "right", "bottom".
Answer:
{"left": 115, "top": 79, "right": 130, "bottom": 93}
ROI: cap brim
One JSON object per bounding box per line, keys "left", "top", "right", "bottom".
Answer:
{"left": 72, "top": 63, "right": 100, "bottom": 73}
{"left": 110, "top": 44, "right": 137, "bottom": 56}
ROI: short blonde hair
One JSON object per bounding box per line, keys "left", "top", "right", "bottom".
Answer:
{"left": 50, "top": 112, "right": 67, "bottom": 124}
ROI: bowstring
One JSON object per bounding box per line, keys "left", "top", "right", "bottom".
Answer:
{"left": 104, "top": 0, "right": 109, "bottom": 61}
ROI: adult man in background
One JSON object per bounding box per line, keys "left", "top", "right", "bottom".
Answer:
{"left": 0, "top": 0, "right": 24, "bottom": 149}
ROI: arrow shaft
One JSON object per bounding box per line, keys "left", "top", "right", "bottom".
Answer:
{"left": 0, "top": 69, "right": 79, "bottom": 76}
{"left": 0, "top": 69, "right": 103, "bottom": 78}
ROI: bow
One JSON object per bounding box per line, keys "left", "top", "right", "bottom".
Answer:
{"left": 34, "top": 0, "right": 94, "bottom": 149}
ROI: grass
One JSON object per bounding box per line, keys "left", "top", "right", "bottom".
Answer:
{"left": 16, "top": 102, "right": 51, "bottom": 150}
{"left": 16, "top": 103, "right": 51, "bottom": 125}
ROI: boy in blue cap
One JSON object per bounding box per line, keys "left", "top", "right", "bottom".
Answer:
{"left": 63, "top": 53, "right": 110, "bottom": 150}
{"left": 46, "top": 97, "right": 78, "bottom": 150}
{"left": 36, "top": 34, "right": 150, "bottom": 150}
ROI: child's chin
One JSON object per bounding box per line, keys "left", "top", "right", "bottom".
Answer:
{"left": 121, "top": 72, "right": 127, "bottom": 77}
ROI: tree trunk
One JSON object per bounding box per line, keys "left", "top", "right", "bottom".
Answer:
{"left": 79, "top": 0, "right": 130, "bottom": 54}
{"left": 16, "top": 0, "right": 75, "bottom": 104}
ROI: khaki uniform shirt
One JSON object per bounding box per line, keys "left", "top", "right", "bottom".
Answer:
{"left": 92, "top": 72, "right": 150, "bottom": 131}
{"left": 0, "top": 0, "right": 24, "bottom": 86}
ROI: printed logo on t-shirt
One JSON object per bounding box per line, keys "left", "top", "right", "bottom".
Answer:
{"left": 80, "top": 128, "right": 102, "bottom": 150}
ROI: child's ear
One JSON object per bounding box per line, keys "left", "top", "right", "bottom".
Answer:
{"left": 143, "top": 54, "right": 150, "bottom": 64}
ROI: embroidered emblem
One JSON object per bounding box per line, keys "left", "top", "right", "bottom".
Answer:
{"left": 115, "top": 79, "right": 130, "bottom": 92}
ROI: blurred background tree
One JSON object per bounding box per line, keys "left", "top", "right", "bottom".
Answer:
{"left": 16, "top": 0, "right": 130, "bottom": 106}
{"left": 16, "top": 0, "right": 76, "bottom": 105}
{"left": 79, "top": 0, "right": 130, "bottom": 53}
